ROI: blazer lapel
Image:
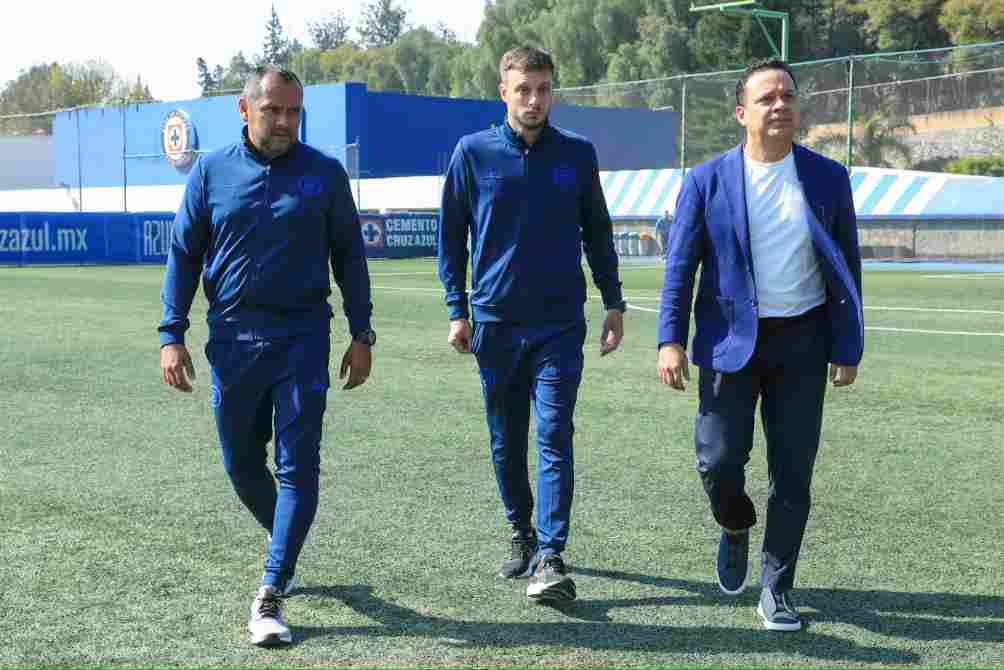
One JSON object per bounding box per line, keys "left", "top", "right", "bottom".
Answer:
{"left": 719, "top": 145, "right": 753, "bottom": 268}
{"left": 793, "top": 144, "right": 831, "bottom": 235}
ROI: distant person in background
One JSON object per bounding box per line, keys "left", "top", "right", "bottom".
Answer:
{"left": 438, "top": 45, "right": 625, "bottom": 603}
{"left": 657, "top": 58, "right": 863, "bottom": 631}
{"left": 655, "top": 209, "right": 672, "bottom": 259}
{"left": 158, "top": 66, "right": 375, "bottom": 647}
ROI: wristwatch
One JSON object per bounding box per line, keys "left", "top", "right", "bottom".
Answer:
{"left": 353, "top": 328, "right": 377, "bottom": 346}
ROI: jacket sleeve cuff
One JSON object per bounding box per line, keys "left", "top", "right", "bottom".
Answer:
{"left": 159, "top": 328, "right": 185, "bottom": 347}
{"left": 447, "top": 302, "right": 470, "bottom": 321}
{"left": 600, "top": 287, "right": 625, "bottom": 312}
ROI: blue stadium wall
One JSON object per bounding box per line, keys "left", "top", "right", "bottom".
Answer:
{"left": 53, "top": 83, "right": 678, "bottom": 187}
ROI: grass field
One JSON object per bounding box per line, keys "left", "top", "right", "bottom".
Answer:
{"left": 1, "top": 259, "right": 1001, "bottom": 668}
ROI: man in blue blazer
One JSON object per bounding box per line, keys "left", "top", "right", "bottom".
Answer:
{"left": 657, "top": 58, "right": 863, "bottom": 631}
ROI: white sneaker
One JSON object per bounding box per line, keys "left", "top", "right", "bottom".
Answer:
{"left": 248, "top": 585, "right": 292, "bottom": 646}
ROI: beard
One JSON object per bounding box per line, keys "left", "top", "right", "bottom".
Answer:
{"left": 254, "top": 130, "right": 295, "bottom": 159}
{"left": 515, "top": 110, "right": 548, "bottom": 131}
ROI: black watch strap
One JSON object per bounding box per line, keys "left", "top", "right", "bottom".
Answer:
{"left": 353, "top": 328, "right": 376, "bottom": 346}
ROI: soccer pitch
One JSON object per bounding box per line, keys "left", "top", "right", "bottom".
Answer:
{"left": 1, "top": 260, "right": 1001, "bottom": 667}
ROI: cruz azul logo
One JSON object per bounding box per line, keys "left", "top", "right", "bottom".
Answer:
{"left": 360, "top": 217, "right": 385, "bottom": 248}
{"left": 162, "top": 110, "right": 198, "bottom": 174}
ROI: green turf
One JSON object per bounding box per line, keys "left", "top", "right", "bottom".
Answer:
{"left": 1, "top": 260, "right": 1001, "bottom": 667}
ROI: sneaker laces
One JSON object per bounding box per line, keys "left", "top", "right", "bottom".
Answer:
{"left": 256, "top": 592, "right": 283, "bottom": 619}
{"left": 510, "top": 532, "right": 536, "bottom": 556}
{"left": 539, "top": 554, "right": 566, "bottom": 574}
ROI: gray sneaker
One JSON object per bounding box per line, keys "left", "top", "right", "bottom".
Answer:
{"left": 248, "top": 585, "right": 292, "bottom": 646}
{"left": 500, "top": 529, "right": 538, "bottom": 578}
{"left": 526, "top": 554, "right": 576, "bottom": 602}
{"left": 757, "top": 587, "right": 802, "bottom": 631}
{"left": 716, "top": 528, "right": 749, "bottom": 595}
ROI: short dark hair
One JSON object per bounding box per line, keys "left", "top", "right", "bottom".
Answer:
{"left": 735, "top": 58, "right": 797, "bottom": 106}
{"left": 243, "top": 65, "right": 303, "bottom": 100}
{"left": 499, "top": 46, "right": 554, "bottom": 82}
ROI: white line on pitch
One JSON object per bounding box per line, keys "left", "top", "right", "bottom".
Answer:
{"left": 867, "top": 326, "right": 1004, "bottom": 337}
{"left": 922, "top": 273, "right": 1004, "bottom": 279}
{"left": 626, "top": 302, "right": 660, "bottom": 313}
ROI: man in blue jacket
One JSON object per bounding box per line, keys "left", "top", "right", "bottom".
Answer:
{"left": 657, "top": 59, "right": 863, "bottom": 631}
{"left": 438, "top": 46, "right": 625, "bottom": 603}
{"left": 158, "top": 66, "right": 375, "bottom": 646}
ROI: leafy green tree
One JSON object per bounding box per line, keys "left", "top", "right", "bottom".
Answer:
{"left": 196, "top": 57, "right": 215, "bottom": 96}
{"left": 0, "top": 61, "right": 138, "bottom": 134}
{"left": 448, "top": 46, "right": 499, "bottom": 98}
{"left": 359, "top": 0, "right": 408, "bottom": 48}
{"left": 853, "top": 0, "right": 949, "bottom": 51}
{"left": 809, "top": 111, "right": 916, "bottom": 167}
{"left": 308, "top": 11, "right": 352, "bottom": 50}
{"left": 263, "top": 4, "right": 291, "bottom": 65}
{"left": 939, "top": 0, "right": 1004, "bottom": 44}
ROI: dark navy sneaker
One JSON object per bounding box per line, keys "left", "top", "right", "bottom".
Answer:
{"left": 500, "top": 528, "right": 538, "bottom": 578}
{"left": 717, "top": 528, "right": 750, "bottom": 595}
{"left": 757, "top": 587, "right": 803, "bottom": 631}
{"left": 526, "top": 554, "right": 576, "bottom": 602}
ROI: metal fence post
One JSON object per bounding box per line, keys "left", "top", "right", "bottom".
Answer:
{"left": 679, "top": 80, "right": 688, "bottom": 174}
{"left": 75, "top": 111, "right": 83, "bottom": 211}
{"left": 121, "top": 103, "right": 128, "bottom": 213}
{"left": 845, "top": 56, "right": 855, "bottom": 168}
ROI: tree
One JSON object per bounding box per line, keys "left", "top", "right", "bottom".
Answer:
{"left": 853, "top": 0, "right": 950, "bottom": 51}
{"left": 0, "top": 61, "right": 129, "bottom": 134}
{"left": 263, "top": 4, "right": 291, "bottom": 65}
{"left": 939, "top": 0, "right": 1004, "bottom": 44}
{"left": 308, "top": 10, "right": 352, "bottom": 50}
{"left": 358, "top": 0, "right": 408, "bottom": 48}
{"left": 196, "top": 57, "right": 215, "bottom": 96}
{"left": 809, "top": 111, "right": 916, "bottom": 167}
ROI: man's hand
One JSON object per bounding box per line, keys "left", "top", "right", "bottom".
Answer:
{"left": 448, "top": 318, "right": 473, "bottom": 354}
{"left": 161, "top": 343, "right": 195, "bottom": 393}
{"left": 830, "top": 364, "right": 858, "bottom": 387}
{"left": 658, "top": 343, "right": 690, "bottom": 391}
{"left": 340, "top": 341, "right": 372, "bottom": 390}
{"left": 600, "top": 309, "right": 624, "bottom": 356}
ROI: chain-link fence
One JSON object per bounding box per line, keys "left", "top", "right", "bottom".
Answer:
{"left": 555, "top": 40, "right": 1004, "bottom": 171}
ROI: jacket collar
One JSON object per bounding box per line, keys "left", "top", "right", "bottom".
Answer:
{"left": 241, "top": 125, "right": 301, "bottom": 165}
{"left": 499, "top": 119, "right": 556, "bottom": 149}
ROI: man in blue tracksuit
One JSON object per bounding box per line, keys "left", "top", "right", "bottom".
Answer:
{"left": 438, "top": 46, "right": 625, "bottom": 603}
{"left": 158, "top": 66, "right": 375, "bottom": 646}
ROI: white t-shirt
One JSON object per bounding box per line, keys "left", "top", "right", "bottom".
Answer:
{"left": 743, "top": 150, "right": 826, "bottom": 318}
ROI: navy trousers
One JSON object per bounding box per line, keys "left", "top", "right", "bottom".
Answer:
{"left": 205, "top": 331, "right": 330, "bottom": 589}
{"left": 473, "top": 320, "right": 586, "bottom": 560}
{"left": 695, "top": 306, "right": 828, "bottom": 593}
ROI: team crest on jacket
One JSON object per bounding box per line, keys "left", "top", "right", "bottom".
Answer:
{"left": 299, "top": 175, "right": 323, "bottom": 197}
{"left": 553, "top": 165, "right": 576, "bottom": 188}
{"left": 162, "top": 110, "right": 198, "bottom": 174}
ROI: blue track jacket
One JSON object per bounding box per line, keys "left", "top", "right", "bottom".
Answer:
{"left": 159, "top": 130, "right": 372, "bottom": 346}
{"left": 438, "top": 122, "right": 623, "bottom": 324}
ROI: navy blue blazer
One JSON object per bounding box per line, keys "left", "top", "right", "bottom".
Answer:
{"left": 658, "top": 144, "right": 864, "bottom": 372}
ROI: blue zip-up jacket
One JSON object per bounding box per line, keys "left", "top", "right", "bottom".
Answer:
{"left": 158, "top": 130, "right": 372, "bottom": 346}
{"left": 438, "top": 122, "right": 623, "bottom": 324}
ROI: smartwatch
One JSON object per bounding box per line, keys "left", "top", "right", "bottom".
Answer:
{"left": 353, "top": 328, "right": 377, "bottom": 346}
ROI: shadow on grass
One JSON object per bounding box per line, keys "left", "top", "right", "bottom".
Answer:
{"left": 293, "top": 581, "right": 922, "bottom": 663}
{"left": 574, "top": 567, "right": 1004, "bottom": 644}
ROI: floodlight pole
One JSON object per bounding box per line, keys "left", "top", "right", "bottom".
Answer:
{"left": 690, "top": 1, "right": 790, "bottom": 61}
